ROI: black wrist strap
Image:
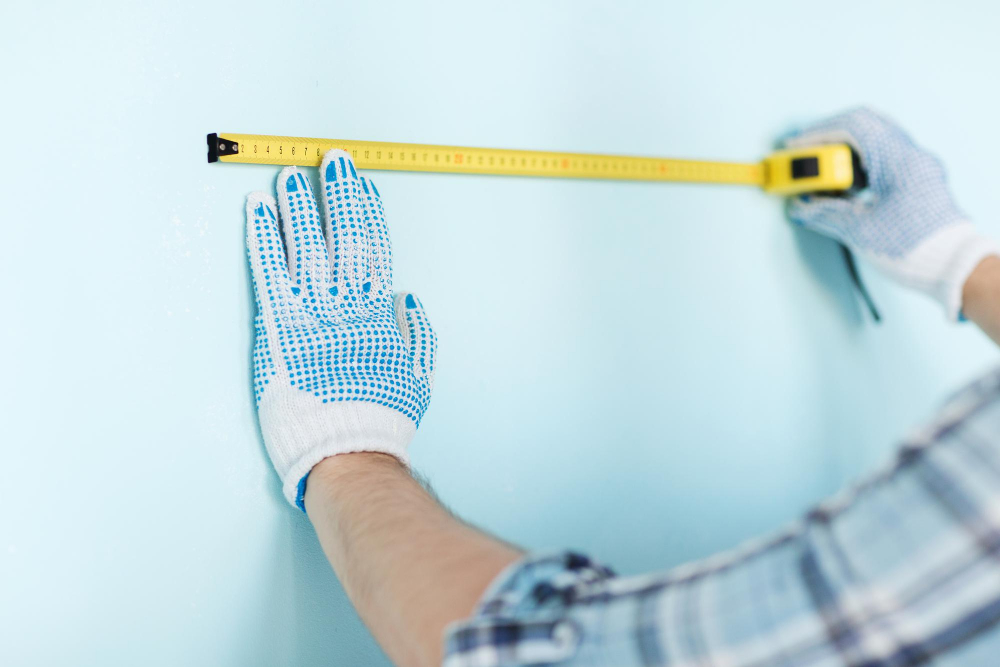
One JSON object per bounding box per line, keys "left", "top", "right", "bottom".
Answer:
{"left": 841, "top": 243, "right": 881, "bottom": 323}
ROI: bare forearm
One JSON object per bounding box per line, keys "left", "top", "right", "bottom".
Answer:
{"left": 963, "top": 255, "right": 1000, "bottom": 346}
{"left": 305, "top": 453, "right": 522, "bottom": 667}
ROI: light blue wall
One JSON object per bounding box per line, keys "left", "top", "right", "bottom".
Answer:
{"left": 3, "top": 1, "right": 999, "bottom": 664}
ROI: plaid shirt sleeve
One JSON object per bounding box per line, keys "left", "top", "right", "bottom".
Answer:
{"left": 442, "top": 368, "right": 1000, "bottom": 666}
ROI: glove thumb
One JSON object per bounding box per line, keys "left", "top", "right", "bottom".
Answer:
{"left": 394, "top": 292, "right": 437, "bottom": 389}
{"left": 786, "top": 194, "right": 854, "bottom": 243}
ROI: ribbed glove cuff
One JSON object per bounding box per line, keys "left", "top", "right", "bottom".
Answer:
{"left": 258, "top": 394, "right": 415, "bottom": 510}
{"left": 867, "top": 222, "right": 1000, "bottom": 322}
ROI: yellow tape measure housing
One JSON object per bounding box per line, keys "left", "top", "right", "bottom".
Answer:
{"left": 207, "top": 133, "right": 856, "bottom": 195}
{"left": 762, "top": 144, "right": 855, "bottom": 196}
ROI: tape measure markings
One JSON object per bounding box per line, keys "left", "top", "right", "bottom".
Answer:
{"left": 208, "top": 133, "right": 764, "bottom": 187}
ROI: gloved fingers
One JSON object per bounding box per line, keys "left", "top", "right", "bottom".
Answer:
{"left": 785, "top": 194, "right": 853, "bottom": 242}
{"left": 782, "top": 125, "right": 860, "bottom": 152}
{"left": 394, "top": 292, "right": 437, "bottom": 387}
{"left": 358, "top": 175, "right": 393, "bottom": 298}
{"left": 783, "top": 107, "right": 892, "bottom": 148}
{"left": 782, "top": 107, "right": 915, "bottom": 192}
{"left": 276, "top": 167, "right": 333, "bottom": 297}
{"left": 246, "top": 192, "right": 294, "bottom": 309}
{"left": 321, "top": 149, "right": 372, "bottom": 307}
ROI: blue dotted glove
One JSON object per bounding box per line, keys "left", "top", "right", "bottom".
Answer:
{"left": 246, "top": 149, "right": 436, "bottom": 510}
{"left": 784, "top": 107, "right": 999, "bottom": 320}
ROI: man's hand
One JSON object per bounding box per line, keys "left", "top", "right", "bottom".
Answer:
{"left": 784, "top": 107, "right": 999, "bottom": 320}
{"left": 246, "top": 149, "right": 437, "bottom": 510}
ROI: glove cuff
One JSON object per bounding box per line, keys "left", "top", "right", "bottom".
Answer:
{"left": 867, "top": 222, "right": 1000, "bottom": 322}
{"left": 259, "top": 393, "right": 415, "bottom": 509}
{"left": 943, "top": 230, "right": 1000, "bottom": 322}
{"left": 933, "top": 225, "right": 1000, "bottom": 321}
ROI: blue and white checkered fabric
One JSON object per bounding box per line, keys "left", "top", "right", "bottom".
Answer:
{"left": 444, "top": 368, "right": 1000, "bottom": 666}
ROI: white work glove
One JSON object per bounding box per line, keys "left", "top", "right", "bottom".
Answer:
{"left": 246, "top": 149, "right": 437, "bottom": 510}
{"left": 784, "top": 107, "right": 999, "bottom": 321}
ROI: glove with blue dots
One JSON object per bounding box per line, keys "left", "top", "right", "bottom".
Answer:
{"left": 784, "top": 107, "right": 999, "bottom": 321}
{"left": 246, "top": 149, "right": 437, "bottom": 510}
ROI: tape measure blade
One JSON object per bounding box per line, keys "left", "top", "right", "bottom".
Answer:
{"left": 209, "top": 133, "right": 764, "bottom": 186}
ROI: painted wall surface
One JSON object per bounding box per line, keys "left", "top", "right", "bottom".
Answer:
{"left": 3, "top": 1, "right": 999, "bottom": 664}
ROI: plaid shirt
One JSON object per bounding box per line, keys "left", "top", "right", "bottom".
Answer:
{"left": 443, "top": 368, "right": 1000, "bottom": 666}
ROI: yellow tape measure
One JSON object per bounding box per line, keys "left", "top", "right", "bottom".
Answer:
{"left": 207, "top": 133, "right": 858, "bottom": 196}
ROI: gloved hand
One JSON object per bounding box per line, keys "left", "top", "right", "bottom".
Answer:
{"left": 784, "top": 107, "right": 999, "bottom": 321}
{"left": 246, "top": 149, "right": 437, "bottom": 510}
